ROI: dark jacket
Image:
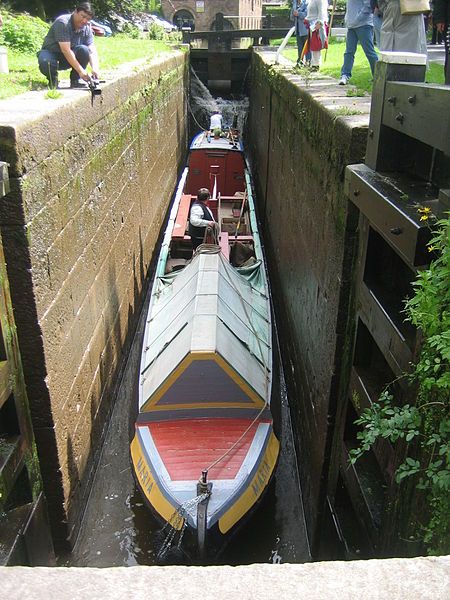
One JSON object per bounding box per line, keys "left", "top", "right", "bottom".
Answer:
{"left": 433, "top": 0, "right": 450, "bottom": 24}
{"left": 188, "top": 202, "right": 212, "bottom": 240}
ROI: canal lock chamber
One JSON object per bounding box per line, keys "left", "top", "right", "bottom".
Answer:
{"left": 1, "top": 46, "right": 447, "bottom": 567}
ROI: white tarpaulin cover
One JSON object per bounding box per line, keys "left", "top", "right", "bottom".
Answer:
{"left": 139, "top": 251, "right": 271, "bottom": 410}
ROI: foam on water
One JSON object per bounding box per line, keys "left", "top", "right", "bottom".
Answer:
{"left": 189, "top": 67, "right": 249, "bottom": 133}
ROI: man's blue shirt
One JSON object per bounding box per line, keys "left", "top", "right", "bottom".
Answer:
{"left": 345, "top": 0, "right": 374, "bottom": 29}
{"left": 41, "top": 13, "right": 94, "bottom": 53}
{"left": 292, "top": 0, "right": 309, "bottom": 36}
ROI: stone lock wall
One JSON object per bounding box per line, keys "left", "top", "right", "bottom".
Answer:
{"left": 0, "top": 51, "right": 188, "bottom": 549}
{"left": 247, "top": 51, "right": 370, "bottom": 550}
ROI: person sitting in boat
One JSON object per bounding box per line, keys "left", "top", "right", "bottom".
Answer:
{"left": 189, "top": 188, "right": 216, "bottom": 250}
{"left": 209, "top": 110, "right": 223, "bottom": 135}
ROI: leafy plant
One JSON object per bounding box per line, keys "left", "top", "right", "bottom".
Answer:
{"left": 333, "top": 106, "right": 363, "bottom": 116}
{"left": 120, "top": 22, "right": 141, "bottom": 39}
{"left": 294, "top": 63, "right": 312, "bottom": 87}
{"left": 264, "top": 5, "right": 291, "bottom": 21}
{"left": 45, "top": 88, "right": 62, "bottom": 99}
{"left": 94, "top": 0, "right": 161, "bottom": 20}
{"left": 0, "top": 13, "right": 49, "bottom": 54}
{"left": 334, "top": 0, "right": 348, "bottom": 11}
{"left": 7, "top": 0, "right": 162, "bottom": 20}
{"left": 147, "top": 22, "right": 168, "bottom": 41}
{"left": 350, "top": 213, "right": 450, "bottom": 553}
{"left": 346, "top": 87, "right": 366, "bottom": 97}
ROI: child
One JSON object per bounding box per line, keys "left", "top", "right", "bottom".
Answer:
{"left": 304, "top": 0, "right": 329, "bottom": 70}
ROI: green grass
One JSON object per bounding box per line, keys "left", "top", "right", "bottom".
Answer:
{"left": 0, "top": 36, "right": 175, "bottom": 100}
{"left": 332, "top": 106, "right": 364, "bottom": 117}
{"left": 283, "top": 37, "right": 445, "bottom": 92}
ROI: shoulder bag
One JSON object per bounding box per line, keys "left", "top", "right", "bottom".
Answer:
{"left": 399, "top": 0, "right": 430, "bottom": 15}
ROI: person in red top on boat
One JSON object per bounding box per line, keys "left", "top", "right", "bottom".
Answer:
{"left": 189, "top": 188, "right": 216, "bottom": 250}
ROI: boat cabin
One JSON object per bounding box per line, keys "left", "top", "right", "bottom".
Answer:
{"left": 167, "top": 132, "right": 256, "bottom": 272}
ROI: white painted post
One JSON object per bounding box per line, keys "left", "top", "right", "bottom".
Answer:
{"left": 0, "top": 46, "right": 9, "bottom": 74}
{"left": 275, "top": 26, "right": 296, "bottom": 64}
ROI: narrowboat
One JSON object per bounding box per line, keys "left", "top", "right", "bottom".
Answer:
{"left": 130, "top": 129, "right": 279, "bottom": 560}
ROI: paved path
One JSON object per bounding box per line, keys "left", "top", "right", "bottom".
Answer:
{"left": 427, "top": 43, "right": 446, "bottom": 65}
{"left": 2, "top": 556, "right": 450, "bottom": 600}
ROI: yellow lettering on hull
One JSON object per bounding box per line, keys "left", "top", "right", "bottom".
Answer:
{"left": 130, "top": 435, "right": 183, "bottom": 530}
{"left": 218, "top": 432, "right": 280, "bottom": 534}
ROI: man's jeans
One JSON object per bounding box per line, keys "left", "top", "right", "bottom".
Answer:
{"left": 37, "top": 45, "right": 90, "bottom": 84}
{"left": 341, "top": 25, "right": 378, "bottom": 78}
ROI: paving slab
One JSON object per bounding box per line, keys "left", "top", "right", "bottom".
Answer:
{"left": 1, "top": 556, "right": 449, "bottom": 600}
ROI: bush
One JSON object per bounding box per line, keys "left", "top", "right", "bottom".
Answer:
{"left": 0, "top": 14, "right": 49, "bottom": 54}
{"left": 121, "top": 22, "right": 141, "bottom": 39}
{"left": 335, "top": 0, "right": 348, "bottom": 11}
{"left": 263, "top": 5, "right": 291, "bottom": 26}
{"left": 147, "top": 23, "right": 167, "bottom": 41}
{"left": 94, "top": 0, "right": 160, "bottom": 20}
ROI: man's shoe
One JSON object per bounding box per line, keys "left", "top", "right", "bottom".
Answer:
{"left": 70, "top": 79, "right": 88, "bottom": 89}
{"left": 339, "top": 75, "right": 350, "bottom": 85}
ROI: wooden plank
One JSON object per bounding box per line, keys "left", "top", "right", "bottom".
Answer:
{"left": 383, "top": 82, "right": 450, "bottom": 155}
{"left": 359, "top": 283, "right": 413, "bottom": 376}
{"left": 219, "top": 195, "right": 244, "bottom": 202}
{"left": 219, "top": 231, "right": 229, "bottom": 260}
{"left": 0, "top": 360, "right": 12, "bottom": 410}
{"left": 172, "top": 194, "right": 192, "bottom": 240}
{"left": 234, "top": 235, "right": 253, "bottom": 241}
{"left": 345, "top": 164, "right": 432, "bottom": 267}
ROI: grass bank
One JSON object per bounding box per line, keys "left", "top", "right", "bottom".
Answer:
{"left": 0, "top": 36, "right": 176, "bottom": 100}
{"left": 282, "top": 37, "right": 445, "bottom": 93}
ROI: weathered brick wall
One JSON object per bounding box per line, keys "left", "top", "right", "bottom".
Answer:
{"left": 0, "top": 51, "right": 188, "bottom": 549}
{"left": 247, "top": 51, "right": 370, "bottom": 550}
{"left": 162, "top": 0, "right": 263, "bottom": 30}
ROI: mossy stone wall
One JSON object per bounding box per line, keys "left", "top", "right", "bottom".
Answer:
{"left": 0, "top": 51, "right": 188, "bottom": 549}
{"left": 247, "top": 51, "right": 370, "bottom": 550}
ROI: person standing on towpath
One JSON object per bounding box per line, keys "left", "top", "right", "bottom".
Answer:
{"left": 37, "top": 2, "right": 100, "bottom": 88}
{"left": 339, "top": 0, "right": 379, "bottom": 85}
{"left": 291, "top": 0, "right": 311, "bottom": 66}
{"left": 379, "top": 0, "right": 427, "bottom": 56}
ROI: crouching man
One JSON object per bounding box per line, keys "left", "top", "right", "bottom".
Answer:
{"left": 37, "top": 2, "right": 100, "bottom": 88}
